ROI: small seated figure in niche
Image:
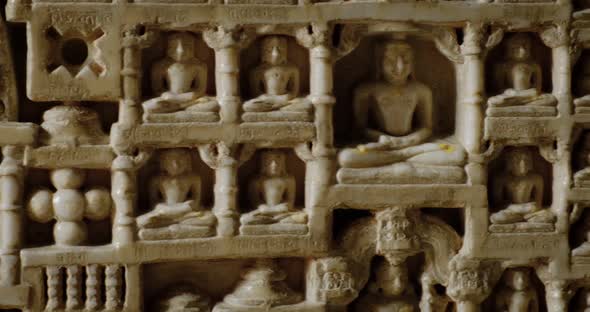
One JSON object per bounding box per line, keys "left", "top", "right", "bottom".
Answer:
{"left": 40, "top": 102, "right": 108, "bottom": 146}
{"left": 354, "top": 258, "right": 418, "bottom": 312}
{"left": 152, "top": 283, "right": 212, "bottom": 312}
{"left": 489, "top": 148, "right": 555, "bottom": 232}
{"left": 137, "top": 149, "right": 216, "bottom": 240}
{"left": 574, "top": 133, "right": 590, "bottom": 187}
{"left": 142, "top": 32, "right": 219, "bottom": 123}
{"left": 240, "top": 150, "right": 307, "bottom": 235}
{"left": 487, "top": 33, "right": 557, "bottom": 117}
{"left": 494, "top": 268, "right": 539, "bottom": 312}
{"left": 26, "top": 168, "right": 111, "bottom": 246}
{"left": 574, "top": 57, "right": 590, "bottom": 114}
{"left": 572, "top": 288, "right": 590, "bottom": 311}
{"left": 213, "top": 259, "right": 303, "bottom": 311}
{"left": 337, "top": 40, "right": 466, "bottom": 185}
{"left": 242, "top": 36, "right": 312, "bottom": 122}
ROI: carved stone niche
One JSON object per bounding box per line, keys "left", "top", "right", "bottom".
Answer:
{"left": 484, "top": 32, "right": 556, "bottom": 118}
{"left": 573, "top": 131, "right": 590, "bottom": 187}
{"left": 483, "top": 267, "right": 546, "bottom": 312}
{"left": 570, "top": 205, "right": 590, "bottom": 258}
{"left": 487, "top": 146, "right": 556, "bottom": 233}
{"left": 143, "top": 258, "right": 307, "bottom": 312}
{"left": 237, "top": 149, "right": 307, "bottom": 236}
{"left": 573, "top": 52, "right": 590, "bottom": 114}
{"left": 239, "top": 34, "right": 312, "bottom": 123}
{"left": 336, "top": 207, "right": 462, "bottom": 311}
{"left": 141, "top": 31, "right": 219, "bottom": 124}
{"left": 570, "top": 286, "right": 590, "bottom": 311}
{"left": 334, "top": 32, "right": 467, "bottom": 185}
{"left": 25, "top": 168, "right": 112, "bottom": 247}
{"left": 135, "top": 148, "right": 216, "bottom": 241}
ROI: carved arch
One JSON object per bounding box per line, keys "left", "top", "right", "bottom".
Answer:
{"left": 338, "top": 211, "right": 462, "bottom": 295}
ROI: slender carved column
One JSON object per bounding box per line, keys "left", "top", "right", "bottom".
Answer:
{"left": 111, "top": 152, "right": 150, "bottom": 246}
{"left": 199, "top": 143, "right": 255, "bottom": 236}
{"left": 458, "top": 23, "right": 486, "bottom": 156}
{"left": 544, "top": 280, "right": 574, "bottom": 312}
{"left": 65, "top": 265, "right": 82, "bottom": 310}
{"left": 85, "top": 264, "right": 102, "bottom": 310}
{"left": 105, "top": 265, "right": 123, "bottom": 310}
{"left": 46, "top": 266, "right": 63, "bottom": 310}
{"left": 541, "top": 23, "right": 571, "bottom": 114}
{"left": 111, "top": 27, "right": 155, "bottom": 246}
{"left": 204, "top": 26, "right": 252, "bottom": 123}
{"left": 120, "top": 26, "right": 156, "bottom": 125}
{"left": 296, "top": 23, "right": 336, "bottom": 157}
{"left": 0, "top": 146, "right": 23, "bottom": 286}
{"left": 540, "top": 23, "right": 572, "bottom": 237}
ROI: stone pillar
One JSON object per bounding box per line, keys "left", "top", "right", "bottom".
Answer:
{"left": 0, "top": 146, "right": 23, "bottom": 286}
{"left": 545, "top": 280, "right": 573, "bottom": 312}
{"left": 111, "top": 157, "right": 137, "bottom": 246}
{"left": 199, "top": 143, "right": 255, "bottom": 237}
{"left": 540, "top": 23, "right": 571, "bottom": 238}
{"left": 111, "top": 27, "right": 154, "bottom": 246}
{"left": 204, "top": 26, "right": 252, "bottom": 124}
{"left": 457, "top": 23, "right": 486, "bottom": 156}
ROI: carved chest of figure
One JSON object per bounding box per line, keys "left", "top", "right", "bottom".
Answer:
{"left": 1, "top": 0, "right": 590, "bottom": 311}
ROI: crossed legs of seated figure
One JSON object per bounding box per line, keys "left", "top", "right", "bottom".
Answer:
{"left": 242, "top": 96, "right": 312, "bottom": 113}
{"left": 240, "top": 203, "right": 307, "bottom": 225}
{"left": 137, "top": 200, "right": 215, "bottom": 229}
{"left": 490, "top": 202, "right": 554, "bottom": 225}
{"left": 143, "top": 96, "right": 219, "bottom": 114}
{"left": 337, "top": 139, "right": 466, "bottom": 184}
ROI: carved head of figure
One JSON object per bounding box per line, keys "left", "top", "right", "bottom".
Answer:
{"left": 160, "top": 149, "right": 192, "bottom": 176}
{"left": 167, "top": 32, "right": 196, "bottom": 62}
{"left": 261, "top": 150, "right": 287, "bottom": 177}
{"left": 506, "top": 148, "right": 533, "bottom": 177}
{"left": 506, "top": 33, "right": 532, "bottom": 62}
{"left": 504, "top": 268, "right": 531, "bottom": 291}
{"left": 261, "top": 36, "right": 288, "bottom": 66}
{"left": 371, "top": 259, "right": 409, "bottom": 297}
{"left": 50, "top": 168, "right": 86, "bottom": 190}
{"left": 382, "top": 41, "right": 414, "bottom": 85}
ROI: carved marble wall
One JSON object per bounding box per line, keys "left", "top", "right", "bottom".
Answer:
{"left": 1, "top": 0, "right": 590, "bottom": 311}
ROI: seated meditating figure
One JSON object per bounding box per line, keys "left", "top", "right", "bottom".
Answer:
{"left": 240, "top": 150, "right": 307, "bottom": 235}
{"left": 337, "top": 40, "right": 466, "bottom": 185}
{"left": 574, "top": 133, "right": 590, "bottom": 187}
{"left": 242, "top": 36, "right": 312, "bottom": 122}
{"left": 487, "top": 33, "right": 557, "bottom": 117}
{"left": 494, "top": 268, "right": 539, "bottom": 312}
{"left": 489, "top": 148, "right": 555, "bottom": 232}
{"left": 137, "top": 149, "right": 216, "bottom": 240}
{"left": 354, "top": 259, "right": 418, "bottom": 312}
{"left": 142, "top": 32, "right": 219, "bottom": 123}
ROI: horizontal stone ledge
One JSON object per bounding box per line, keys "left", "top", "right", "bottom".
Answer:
{"left": 22, "top": 2, "right": 570, "bottom": 26}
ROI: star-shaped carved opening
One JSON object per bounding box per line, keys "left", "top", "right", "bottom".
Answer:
{"left": 45, "top": 26, "right": 106, "bottom": 78}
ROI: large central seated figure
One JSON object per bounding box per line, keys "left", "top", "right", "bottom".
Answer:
{"left": 337, "top": 40, "right": 466, "bottom": 185}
